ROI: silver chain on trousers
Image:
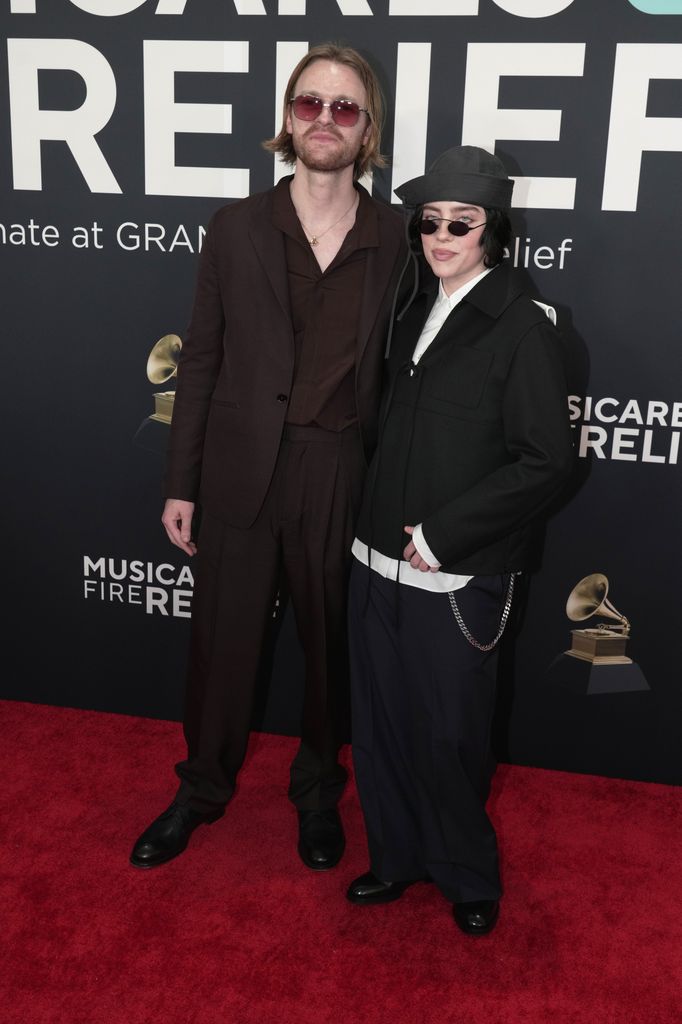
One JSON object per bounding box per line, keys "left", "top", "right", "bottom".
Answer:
{"left": 447, "top": 573, "right": 517, "bottom": 651}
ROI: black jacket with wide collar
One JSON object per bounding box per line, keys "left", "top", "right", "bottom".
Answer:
{"left": 356, "top": 262, "right": 575, "bottom": 575}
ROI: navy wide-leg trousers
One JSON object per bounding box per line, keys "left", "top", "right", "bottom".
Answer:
{"left": 349, "top": 561, "right": 506, "bottom": 903}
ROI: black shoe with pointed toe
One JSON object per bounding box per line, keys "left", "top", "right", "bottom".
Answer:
{"left": 130, "top": 802, "right": 223, "bottom": 869}
{"left": 346, "top": 871, "right": 414, "bottom": 905}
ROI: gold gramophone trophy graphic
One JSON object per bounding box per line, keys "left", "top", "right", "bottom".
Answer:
{"left": 547, "top": 573, "right": 649, "bottom": 694}
{"left": 133, "top": 334, "right": 182, "bottom": 452}
{"left": 565, "top": 573, "right": 631, "bottom": 664}
{"left": 147, "top": 334, "right": 182, "bottom": 424}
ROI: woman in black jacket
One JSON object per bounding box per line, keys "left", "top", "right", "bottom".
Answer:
{"left": 346, "top": 146, "right": 574, "bottom": 935}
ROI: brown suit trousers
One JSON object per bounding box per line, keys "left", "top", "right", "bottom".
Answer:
{"left": 175, "top": 424, "right": 366, "bottom": 812}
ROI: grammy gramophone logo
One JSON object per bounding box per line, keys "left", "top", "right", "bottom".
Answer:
{"left": 147, "top": 334, "right": 182, "bottom": 424}
{"left": 547, "top": 572, "right": 649, "bottom": 694}
{"left": 565, "top": 573, "right": 631, "bottom": 665}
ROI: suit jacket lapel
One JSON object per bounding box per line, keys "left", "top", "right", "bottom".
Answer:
{"left": 247, "top": 203, "right": 292, "bottom": 327}
{"left": 355, "top": 238, "right": 402, "bottom": 369}
{"left": 422, "top": 301, "right": 487, "bottom": 363}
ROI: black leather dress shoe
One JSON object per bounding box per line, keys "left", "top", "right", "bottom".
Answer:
{"left": 297, "top": 809, "right": 345, "bottom": 870}
{"left": 130, "top": 802, "right": 223, "bottom": 869}
{"left": 346, "top": 871, "right": 413, "bottom": 905}
{"left": 453, "top": 899, "right": 500, "bottom": 935}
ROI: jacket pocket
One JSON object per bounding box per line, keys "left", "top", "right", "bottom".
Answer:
{"left": 210, "top": 397, "right": 241, "bottom": 409}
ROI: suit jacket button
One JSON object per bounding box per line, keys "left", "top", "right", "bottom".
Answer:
{"left": 277, "top": 394, "right": 287, "bottom": 403}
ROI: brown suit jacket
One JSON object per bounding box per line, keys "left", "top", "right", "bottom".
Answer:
{"left": 165, "top": 178, "right": 406, "bottom": 528}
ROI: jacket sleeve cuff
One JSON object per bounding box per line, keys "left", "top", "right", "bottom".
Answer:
{"left": 413, "top": 524, "right": 441, "bottom": 568}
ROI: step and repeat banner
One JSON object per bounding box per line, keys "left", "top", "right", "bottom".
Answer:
{"left": 2, "top": 0, "right": 681, "bottom": 784}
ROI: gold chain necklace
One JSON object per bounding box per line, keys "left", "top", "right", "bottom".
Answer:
{"left": 299, "top": 194, "right": 359, "bottom": 246}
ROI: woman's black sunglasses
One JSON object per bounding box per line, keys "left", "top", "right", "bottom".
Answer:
{"left": 419, "top": 218, "right": 486, "bottom": 237}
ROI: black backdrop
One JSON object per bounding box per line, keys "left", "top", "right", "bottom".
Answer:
{"left": 2, "top": 0, "right": 681, "bottom": 784}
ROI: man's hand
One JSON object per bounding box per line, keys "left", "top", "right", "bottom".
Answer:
{"left": 162, "top": 499, "right": 197, "bottom": 556}
{"left": 403, "top": 525, "right": 440, "bottom": 573}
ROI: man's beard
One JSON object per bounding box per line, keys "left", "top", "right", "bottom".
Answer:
{"left": 293, "top": 126, "right": 362, "bottom": 173}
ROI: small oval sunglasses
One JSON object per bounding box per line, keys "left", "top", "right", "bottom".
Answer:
{"left": 419, "top": 218, "right": 486, "bottom": 238}
{"left": 289, "top": 93, "right": 369, "bottom": 128}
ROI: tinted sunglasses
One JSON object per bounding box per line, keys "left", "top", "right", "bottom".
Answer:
{"left": 289, "top": 93, "right": 369, "bottom": 128}
{"left": 419, "top": 218, "right": 486, "bottom": 237}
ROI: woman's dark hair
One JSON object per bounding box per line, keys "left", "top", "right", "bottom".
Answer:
{"left": 480, "top": 209, "right": 512, "bottom": 267}
{"left": 408, "top": 206, "right": 512, "bottom": 268}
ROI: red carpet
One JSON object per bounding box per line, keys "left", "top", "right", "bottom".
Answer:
{"left": 2, "top": 700, "right": 681, "bottom": 1024}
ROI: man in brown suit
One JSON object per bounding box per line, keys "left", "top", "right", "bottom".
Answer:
{"left": 130, "top": 44, "right": 406, "bottom": 872}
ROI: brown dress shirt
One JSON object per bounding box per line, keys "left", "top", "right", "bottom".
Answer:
{"left": 270, "top": 182, "right": 380, "bottom": 431}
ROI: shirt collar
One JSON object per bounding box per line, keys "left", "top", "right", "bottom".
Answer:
{"left": 270, "top": 175, "right": 379, "bottom": 249}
